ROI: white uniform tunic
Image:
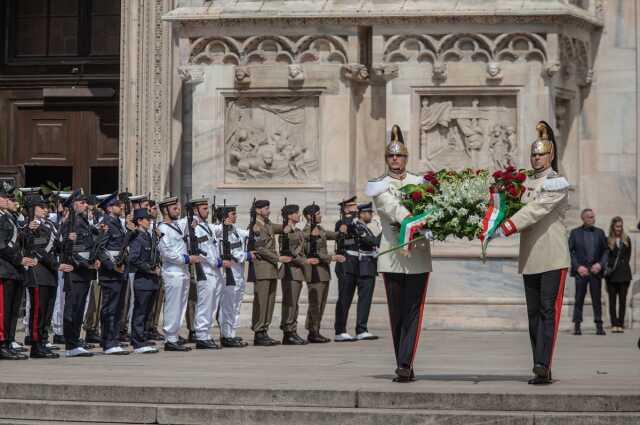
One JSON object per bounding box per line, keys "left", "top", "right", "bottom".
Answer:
{"left": 158, "top": 218, "right": 190, "bottom": 343}
{"left": 214, "top": 225, "right": 250, "bottom": 338}
{"left": 192, "top": 219, "right": 224, "bottom": 341}
{"left": 365, "top": 172, "right": 432, "bottom": 274}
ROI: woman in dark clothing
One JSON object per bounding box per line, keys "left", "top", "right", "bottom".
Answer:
{"left": 605, "top": 217, "right": 632, "bottom": 333}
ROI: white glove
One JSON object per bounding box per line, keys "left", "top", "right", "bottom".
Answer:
{"left": 418, "top": 228, "right": 434, "bottom": 241}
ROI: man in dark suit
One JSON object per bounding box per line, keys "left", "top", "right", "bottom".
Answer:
{"left": 569, "top": 208, "right": 608, "bottom": 335}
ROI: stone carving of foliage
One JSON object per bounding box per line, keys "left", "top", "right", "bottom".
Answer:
{"left": 188, "top": 35, "right": 349, "bottom": 66}
{"left": 559, "top": 35, "right": 592, "bottom": 85}
{"left": 383, "top": 33, "right": 547, "bottom": 66}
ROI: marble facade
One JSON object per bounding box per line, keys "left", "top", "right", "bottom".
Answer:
{"left": 119, "top": 0, "right": 640, "bottom": 330}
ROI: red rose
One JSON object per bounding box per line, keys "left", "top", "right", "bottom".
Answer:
{"left": 424, "top": 171, "right": 436, "bottom": 182}
{"left": 507, "top": 184, "right": 519, "bottom": 198}
{"left": 505, "top": 165, "right": 516, "bottom": 173}
{"left": 411, "top": 191, "right": 423, "bottom": 202}
{"left": 425, "top": 185, "right": 435, "bottom": 194}
{"left": 515, "top": 172, "right": 526, "bottom": 182}
{"left": 492, "top": 170, "right": 503, "bottom": 179}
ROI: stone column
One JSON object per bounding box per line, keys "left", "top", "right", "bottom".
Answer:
{"left": 119, "top": 0, "right": 177, "bottom": 199}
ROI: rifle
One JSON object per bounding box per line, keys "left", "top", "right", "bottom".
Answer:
{"left": 246, "top": 198, "right": 257, "bottom": 283}
{"left": 119, "top": 190, "right": 132, "bottom": 221}
{"left": 185, "top": 198, "right": 207, "bottom": 282}
{"left": 220, "top": 199, "right": 236, "bottom": 286}
{"left": 61, "top": 206, "right": 76, "bottom": 287}
{"left": 20, "top": 200, "right": 38, "bottom": 285}
{"left": 336, "top": 206, "right": 346, "bottom": 256}
{"left": 211, "top": 196, "right": 217, "bottom": 224}
{"left": 308, "top": 202, "right": 320, "bottom": 283}
{"left": 150, "top": 217, "right": 163, "bottom": 270}
{"left": 279, "top": 198, "right": 292, "bottom": 280}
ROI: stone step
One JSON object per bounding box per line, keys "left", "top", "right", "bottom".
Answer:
{"left": 1, "top": 383, "right": 639, "bottom": 413}
{"left": 0, "top": 421, "right": 137, "bottom": 425}
{"left": 1, "top": 399, "right": 639, "bottom": 425}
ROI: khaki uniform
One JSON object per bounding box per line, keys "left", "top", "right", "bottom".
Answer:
{"left": 279, "top": 228, "right": 306, "bottom": 333}
{"left": 302, "top": 225, "right": 338, "bottom": 333}
{"left": 366, "top": 172, "right": 432, "bottom": 274}
{"left": 365, "top": 171, "right": 431, "bottom": 370}
{"left": 250, "top": 217, "right": 283, "bottom": 333}
{"left": 507, "top": 168, "right": 571, "bottom": 274}
{"left": 503, "top": 167, "right": 570, "bottom": 370}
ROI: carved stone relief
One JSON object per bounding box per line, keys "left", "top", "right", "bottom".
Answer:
{"left": 384, "top": 33, "right": 547, "bottom": 65}
{"left": 224, "top": 96, "right": 320, "bottom": 184}
{"left": 189, "top": 35, "right": 349, "bottom": 66}
{"left": 418, "top": 95, "right": 517, "bottom": 171}
{"left": 559, "top": 35, "right": 593, "bottom": 86}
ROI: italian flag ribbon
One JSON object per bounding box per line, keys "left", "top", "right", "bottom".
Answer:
{"left": 399, "top": 211, "right": 430, "bottom": 251}
{"left": 479, "top": 191, "right": 507, "bottom": 260}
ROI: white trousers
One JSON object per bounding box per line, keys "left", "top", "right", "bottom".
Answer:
{"left": 162, "top": 271, "right": 190, "bottom": 343}
{"left": 51, "top": 272, "right": 65, "bottom": 336}
{"left": 193, "top": 272, "right": 223, "bottom": 341}
{"left": 219, "top": 267, "right": 246, "bottom": 338}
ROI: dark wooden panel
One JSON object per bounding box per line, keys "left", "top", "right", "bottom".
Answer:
{"left": 30, "top": 118, "right": 70, "bottom": 161}
{"left": 92, "top": 109, "right": 119, "bottom": 162}
{"left": 50, "top": 0, "right": 80, "bottom": 16}
{"left": 15, "top": 18, "right": 48, "bottom": 56}
{"left": 16, "top": 0, "right": 47, "bottom": 17}
{"left": 92, "top": 0, "right": 121, "bottom": 16}
{"left": 91, "top": 16, "right": 120, "bottom": 56}
{"left": 49, "top": 17, "right": 79, "bottom": 56}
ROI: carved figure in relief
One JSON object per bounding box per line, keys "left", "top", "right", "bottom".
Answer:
{"left": 224, "top": 97, "right": 320, "bottom": 183}
{"left": 419, "top": 96, "right": 517, "bottom": 171}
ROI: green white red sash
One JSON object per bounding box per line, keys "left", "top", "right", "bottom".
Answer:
{"left": 479, "top": 191, "right": 506, "bottom": 259}
{"left": 399, "top": 212, "right": 430, "bottom": 251}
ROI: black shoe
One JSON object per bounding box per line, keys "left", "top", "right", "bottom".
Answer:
{"left": 307, "top": 332, "right": 331, "bottom": 343}
{"left": 85, "top": 332, "right": 101, "bottom": 344}
{"left": 532, "top": 364, "right": 550, "bottom": 378}
{"left": 187, "top": 331, "right": 197, "bottom": 343}
{"left": 164, "top": 341, "right": 192, "bottom": 352}
{"left": 393, "top": 368, "right": 414, "bottom": 383}
{"left": 282, "top": 333, "right": 308, "bottom": 345}
{"left": 0, "top": 346, "right": 23, "bottom": 360}
{"left": 221, "top": 337, "right": 248, "bottom": 348}
{"left": 53, "top": 335, "right": 65, "bottom": 345}
{"left": 196, "top": 339, "right": 220, "bottom": 350}
{"left": 254, "top": 332, "right": 277, "bottom": 346}
{"left": 528, "top": 374, "right": 553, "bottom": 385}
{"left": 79, "top": 340, "right": 96, "bottom": 350}
{"left": 178, "top": 335, "right": 187, "bottom": 345}
{"left": 596, "top": 325, "right": 606, "bottom": 335}
{"left": 45, "top": 344, "right": 59, "bottom": 352}
{"left": 31, "top": 344, "right": 60, "bottom": 359}
{"left": 146, "top": 330, "right": 164, "bottom": 341}
{"left": 573, "top": 323, "right": 582, "bottom": 335}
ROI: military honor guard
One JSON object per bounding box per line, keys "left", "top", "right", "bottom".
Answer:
{"left": 302, "top": 204, "right": 344, "bottom": 343}
{"left": 333, "top": 196, "right": 360, "bottom": 342}
{"left": 278, "top": 204, "right": 308, "bottom": 345}
{"left": 145, "top": 200, "right": 165, "bottom": 341}
{"left": 157, "top": 196, "right": 201, "bottom": 351}
{"left": 82, "top": 194, "right": 103, "bottom": 344}
{"left": 96, "top": 193, "right": 130, "bottom": 355}
{"left": 0, "top": 186, "right": 35, "bottom": 360}
{"left": 190, "top": 197, "right": 223, "bottom": 350}
{"left": 127, "top": 208, "right": 161, "bottom": 354}
{"left": 365, "top": 125, "right": 432, "bottom": 383}
{"left": 23, "top": 192, "right": 72, "bottom": 359}
{"left": 249, "top": 200, "right": 283, "bottom": 346}
{"left": 60, "top": 190, "right": 102, "bottom": 357}
{"left": 497, "top": 121, "right": 571, "bottom": 385}
{"left": 351, "top": 202, "right": 380, "bottom": 341}
{"left": 215, "top": 204, "right": 252, "bottom": 348}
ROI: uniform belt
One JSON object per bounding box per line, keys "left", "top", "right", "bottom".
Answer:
{"left": 77, "top": 252, "right": 90, "bottom": 260}
{"left": 359, "top": 251, "right": 377, "bottom": 257}
{"left": 107, "top": 250, "right": 120, "bottom": 256}
{"left": 345, "top": 250, "right": 360, "bottom": 257}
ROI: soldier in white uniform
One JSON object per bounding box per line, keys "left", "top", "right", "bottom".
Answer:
{"left": 365, "top": 125, "right": 432, "bottom": 383}
{"left": 215, "top": 205, "right": 252, "bottom": 348}
{"left": 157, "top": 196, "right": 202, "bottom": 351}
{"left": 189, "top": 197, "right": 223, "bottom": 349}
{"left": 498, "top": 121, "right": 570, "bottom": 385}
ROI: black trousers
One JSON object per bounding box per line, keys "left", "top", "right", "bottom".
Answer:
{"left": 131, "top": 287, "right": 156, "bottom": 349}
{"left": 523, "top": 269, "right": 567, "bottom": 368}
{"left": 334, "top": 273, "right": 376, "bottom": 335}
{"left": 63, "top": 279, "right": 91, "bottom": 350}
{"left": 28, "top": 286, "right": 56, "bottom": 343}
{"left": 606, "top": 280, "right": 630, "bottom": 327}
{"left": 100, "top": 279, "right": 125, "bottom": 350}
{"left": 573, "top": 274, "right": 603, "bottom": 324}
{"left": 383, "top": 272, "right": 429, "bottom": 369}
{"left": 0, "top": 279, "right": 22, "bottom": 345}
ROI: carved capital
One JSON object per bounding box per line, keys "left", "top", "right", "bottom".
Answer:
{"left": 543, "top": 61, "right": 561, "bottom": 78}
{"left": 178, "top": 66, "right": 205, "bottom": 84}
{"left": 579, "top": 68, "right": 594, "bottom": 87}
{"left": 432, "top": 62, "right": 447, "bottom": 82}
{"left": 288, "top": 64, "right": 305, "bottom": 82}
{"left": 370, "top": 63, "right": 399, "bottom": 84}
{"left": 234, "top": 66, "right": 252, "bottom": 85}
{"left": 342, "top": 63, "right": 369, "bottom": 83}
{"left": 486, "top": 62, "right": 503, "bottom": 81}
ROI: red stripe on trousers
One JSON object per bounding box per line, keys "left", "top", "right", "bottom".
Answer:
{"left": 31, "top": 287, "right": 40, "bottom": 342}
{"left": 0, "top": 280, "right": 4, "bottom": 341}
{"left": 410, "top": 273, "right": 430, "bottom": 366}
{"left": 549, "top": 268, "right": 567, "bottom": 368}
